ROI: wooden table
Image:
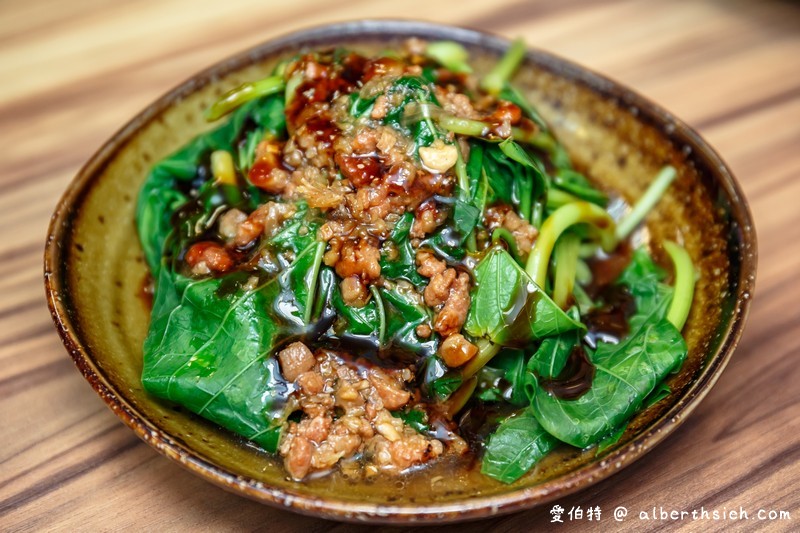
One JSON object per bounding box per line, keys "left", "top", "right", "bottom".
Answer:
{"left": 2, "top": 0, "right": 798, "bottom": 530}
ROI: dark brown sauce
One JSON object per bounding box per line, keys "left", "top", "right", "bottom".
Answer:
{"left": 538, "top": 345, "right": 595, "bottom": 400}
{"left": 586, "top": 240, "right": 632, "bottom": 296}
{"left": 285, "top": 52, "right": 366, "bottom": 131}
{"left": 457, "top": 400, "right": 519, "bottom": 453}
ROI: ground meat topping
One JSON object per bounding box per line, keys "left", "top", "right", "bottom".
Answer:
{"left": 277, "top": 341, "right": 316, "bottom": 382}
{"left": 433, "top": 271, "right": 472, "bottom": 337}
{"left": 278, "top": 345, "right": 444, "bottom": 480}
{"left": 416, "top": 249, "right": 447, "bottom": 278}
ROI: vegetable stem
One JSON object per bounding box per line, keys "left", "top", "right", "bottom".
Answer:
{"left": 615, "top": 166, "right": 677, "bottom": 241}
{"left": 531, "top": 200, "right": 544, "bottom": 228}
{"left": 552, "top": 232, "right": 580, "bottom": 309}
{"left": 467, "top": 232, "right": 477, "bottom": 253}
{"left": 454, "top": 143, "right": 479, "bottom": 254}
{"left": 462, "top": 340, "right": 501, "bottom": 379}
{"left": 503, "top": 83, "right": 548, "bottom": 130}
{"left": 438, "top": 114, "right": 488, "bottom": 136}
{"left": 511, "top": 127, "right": 552, "bottom": 149}
{"left": 210, "top": 150, "right": 236, "bottom": 185}
{"left": 663, "top": 241, "right": 696, "bottom": 331}
{"left": 444, "top": 377, "right": 478, "bottom": 417}
{"left": 526, "top": 201, "right": 616, "bottom": 287}
{"left": 545, "top": 188, "right": 580, "bottom": 210}
{"left": 481, "top": 38, "right": 526, "bottom": 95}
{"left": 370, "top": 285, "right": 386, "bottom": 345}
{"left": 206, "top": 75, "right": 285, "bottom": 121}
{"left": 491, "top": 228, "right": 522, "bottom": 264}
{"left": 454, "top": 144, "right": 470, "bottom": 195}
{"left": 304, "top": 242, "right": 327, "bottom": 324}
{"left": 425, "top": 41, "right": 473, "bottom": 74}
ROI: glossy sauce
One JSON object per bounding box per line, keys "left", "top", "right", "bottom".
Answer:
{"left": 538, "top": 345, "right": 596, "bottom": 400}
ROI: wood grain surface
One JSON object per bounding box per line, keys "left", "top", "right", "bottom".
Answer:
{"left": 2, "top": 0, "right": 798, "bottom": 531}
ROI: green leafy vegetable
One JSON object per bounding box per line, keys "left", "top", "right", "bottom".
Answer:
{"left": 268, "top": 202, "right": 322, "bottom": 256}
{"left": 596, "top": 425, "right": 626, "bottom": 454}
{"left": 384, "top": 76, "right": 441, "bottom": 150}
{"left": 329, "top": 274, "right": 380, "bottom": 336}
{"left": 526, "top": 323, "right": 581, "bottom": 381}
{"left": 431, "top": 373, "right": 463, "bottom": 401}
{"left": 323, "top": 273, "right": 436, "bottom": 355}
{"left": 464, "top": 247, "right": 583, "bottom": 346}
{"left": 141, "top": 270, "right": 285, "bottom": 452}
{"left": 530, "top": 317, "right": 686, "bottom": 448}
{"left": 391, "top": 407, "right": 430, "bottom": 433}
{"left": 275, "top": 241, "right": 325, "bottom": 327}
{"left": 380, "top": 212, "right": 427, "bottom": 286}
{"left": 137, "top": 96, "right": 284, "bottom": 276}
{"left": 483, "top": 349, "right": 528, "bottom": 406}
{"left": 616, "top": 248, "right": 672, "bottom": 331}
{"left": 235, "top": 96, "right": 286, "bottom": 171}
{"left": 553, "top": 169, "right": 608, "bottom": 207}
{"left": 381, "top": 285, "right": 437, "bottom": 356}
{"left": 529, "top": 250, "right": 686, "bottom": 448}
{"left": 479, "top": 141, "right": 546, "bottom": 222}
{"left": 481, "top": 409, "right": 558, "bottom": 483}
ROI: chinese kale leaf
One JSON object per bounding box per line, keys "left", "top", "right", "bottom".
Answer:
{"left": 141, "top": 269, "right": 286, "bottom": 452}
{"left": 528, "top": 249, "right": 686, "bottom": 448}
{"left": 464, "top": 247, "right": 583, "bottom": 345}
{"left": 379, "top": 212, "right": 427, "bottom": 287}
{"left": 481, "top": 409, "right": 558, "bottom": 483}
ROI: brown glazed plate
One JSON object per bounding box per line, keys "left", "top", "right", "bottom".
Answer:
{"left": 44, "top": 20, "right": 756, "bottom": 524}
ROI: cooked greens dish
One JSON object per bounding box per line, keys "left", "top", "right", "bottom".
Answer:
{"left": 137, "top": 38, "right": 695, "bottom": 483}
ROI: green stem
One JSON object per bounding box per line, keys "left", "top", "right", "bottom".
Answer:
{"left": 531, "top": 200, "right": 544, "bottom": 228}
{"left": 504, "top": 83, "right": 548, "bottom": 130}
{"left": 663, "top": 241, "right": 696, "bottom": 331}
{"left": 511, "top": 127, "right": 553, "bottom": 149}
{"left": 462, "top": 340, "right": 501, "bottom": 379}
{"left": 454, "top": 145, "right": 470, "bottom": 195}
{"left": 438, "top": 114, "right": 488, "bottom": 136}
{"left": 467, "top": 232, "right": 477, "bottom": 253}
{"left": 491, "top": 228, "right": 522, "bottom": 264}
{"left": 206, "top": 75, "right": 285, "bottom": 121}
{"left": 425, "top": 41, "right": 472, "bottom": 74}
{"left": 511, "top": 128, "right": 573, "bottom": 170}
{"left": 445, "top": 376, "right": 478, "bottom": 417}
{"left": 615, "top": 166, "right": 677, "bottom": 241}
{"left": 454, "top": 144, "right": 478, "bottom": 254}
{"left": 526, "top": 201, "right": 616, "bottom": 287}
{"left": 575, "top": 258, "right": 592, "bottom": 285}
{"left": 552, "top": 232, "right": 580, "bottom": 309}
{"left": 481, "top": 38, "right": 526, "bottom": 94}
{"left": 370, "top": 285, "right": 386, "bottom": 345}
{"left": 303, "top": 242, "right": 327, "bottom": 324}
{"left": 546, "top": 188, "right": 580, "bottom": 210}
